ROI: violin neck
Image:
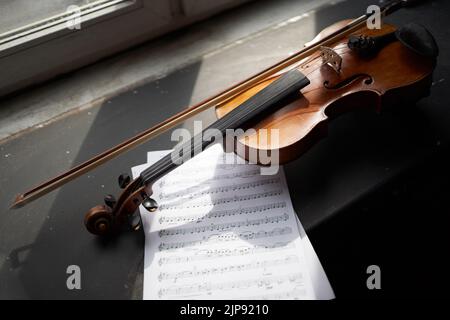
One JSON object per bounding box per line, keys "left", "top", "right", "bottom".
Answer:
{"left": 139, "top": 68, "right": 310, "bottom": 185}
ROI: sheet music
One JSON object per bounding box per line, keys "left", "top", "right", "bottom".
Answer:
{"left": 132, "top": 144, "right": 334, "bottom": 300}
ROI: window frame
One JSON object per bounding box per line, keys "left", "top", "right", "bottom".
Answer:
{"left": 0, "top": 0, "right": 142, "bottom": 55}
{"left": 0, "top": 0, "right": 250, "bottom": 97}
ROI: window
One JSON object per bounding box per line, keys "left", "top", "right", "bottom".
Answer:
{"left": 0, "top": 0, "right": 250, "bottom": 97}
{"left": 0, "top": 0, "right": 101, "bottom": 34}
{"left": 0, "top": 0, "right": 136, "bottom": 50}
{"left": 0, "top": 0, "right": 142, "bottom": 96}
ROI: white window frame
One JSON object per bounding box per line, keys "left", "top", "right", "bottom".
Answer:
{"left": 0, "top": 0, "right": 249, "bottom": 97}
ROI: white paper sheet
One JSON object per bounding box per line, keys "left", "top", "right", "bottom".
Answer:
{"left": 131, "top": 144, "right": 334, "bottom": 300}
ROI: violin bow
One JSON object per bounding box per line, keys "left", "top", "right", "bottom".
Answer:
{"left": 11, "top": 0, "right": 415, "bottom": 209}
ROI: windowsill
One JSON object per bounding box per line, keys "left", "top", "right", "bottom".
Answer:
{"left": 0, "top": 0, "right": 337, "bottom": 142}
{"left": 0, "top": 0, "right": 139, "bottom": 56}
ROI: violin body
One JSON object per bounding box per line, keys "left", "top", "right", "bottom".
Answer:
{"left": 216, "top": 21, "right": 436, "bottom": 164}
{"left": 84, "top": 20, "right": 438, "bottom": 236}
{"left": 8, "top": 0, "right": 438, "bottom": 236}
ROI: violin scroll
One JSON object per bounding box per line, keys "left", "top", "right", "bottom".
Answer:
{"left": 84, "top": 176, "right": 151, "bottom": 236}
{"left": 84, "top": 205, "right": 114, "bottom": 236}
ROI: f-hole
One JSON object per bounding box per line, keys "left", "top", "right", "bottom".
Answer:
{"left": 324, "top": 74, "right": 373, "bottom": 90}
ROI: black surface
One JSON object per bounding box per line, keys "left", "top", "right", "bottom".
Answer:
{"left": 1, "top": 0, "right": 450, "bottom": 299}
{"left": 311, "top": 147, "right": 450, "bottom": 298}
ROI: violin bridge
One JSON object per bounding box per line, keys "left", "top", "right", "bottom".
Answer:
{"left": 320, "top": 46, "right": 342, "bottom": 73}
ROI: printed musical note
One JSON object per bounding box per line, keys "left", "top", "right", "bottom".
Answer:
{"left": 160, "top": 178, "right": 280, "bottom": 200}
{"left": 240, "top": 287, "right": 308, "bottom": 300}
{"left": 158, "top": 227, "right": 293, "bottom": 251}
{"left": 158, "top": 242, "right": 295, "bottom": 266}
{"left": 158, "top": 202, "right": 287, "bottom": 225}
{"left": 158, "top": 255, "right": 299, "bottom": 281}
{"left": 159, "top": 190, "right": 283, "bottom": 210}
{"left": 159, "top": 168, "right": 260, "bottom": 188}
{"left": 158, "top": 213, "right": 289, "bottom": 237}
{"left": 132, "top": 144, "right": 333, "bottom": 300}
{"left": 158, "top": 273, "right": 304, "bottom": 298}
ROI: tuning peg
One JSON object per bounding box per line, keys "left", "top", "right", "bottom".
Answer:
{"left": 142, "top": 197, "right": 158, "bottom": 212}
{"left": 128, "top": 212, "right": 142, "bottom": 231}
{"left": 118, "top": 174, "right": 131, "bottom": 189}
{"left": 104, "top": 194, "right": 116, "bottom": 208}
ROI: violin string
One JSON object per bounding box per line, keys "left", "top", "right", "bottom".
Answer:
{"left": 290, "top": 45, "right": 349, "bottom": 69}
{"left": 140, "top": 61, "right": 349, "bottom": 185}
{"left": 139, "top": 59, "right": 333, "bottom": 182}
{"left": 139, "top": 48, "right": 354, "bottom": 185}
{"left": 136, "top": 31, "right": 372, "bottom": 187}
{"left": 140, "top": 72, "right": 302, "bottom": 184}
{"left": 139, "top": 46, "right": 356, "bottom": 185}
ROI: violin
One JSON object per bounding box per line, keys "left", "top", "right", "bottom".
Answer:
{"left": 12, "top": 0, "right": 438, "bottom": 236}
